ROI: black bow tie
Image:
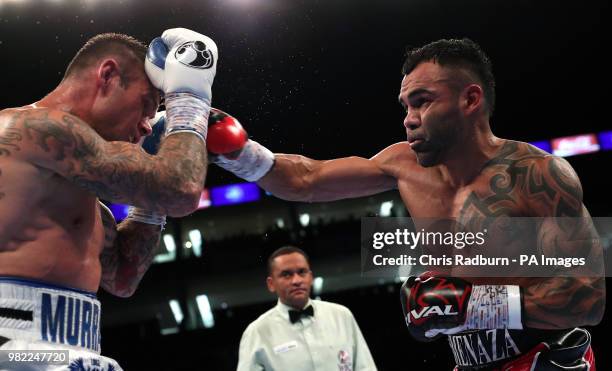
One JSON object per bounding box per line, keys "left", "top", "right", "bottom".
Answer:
{"left": 289, "top": 305, "right": 314, "bottom": 323}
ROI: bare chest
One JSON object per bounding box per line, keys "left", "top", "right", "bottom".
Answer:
{"left": 0, "top": 156, "right": 104, "bottom": 248}
{"left": 397, "top": 167, "right": 529, "bottom": 219}
{"left": 0, "top": 158, "right": 105, "bottom": 290}
{"left": 396, "top": 164, "right": 539, "bottom": 275}
{"left": 40, "top": 174, "right": 104, "bottom": 239}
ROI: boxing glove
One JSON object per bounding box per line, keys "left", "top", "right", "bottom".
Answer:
{"left": 145, "top": 28, "right": 218, "bottom": 142}
{"left": 207, "top": 109, "right": 274, "bottom": 182}
{"left": 400, "top": 273, "right": 523, "bottom": 342}
{"left": 140, "top": 110, "right": 166, "bottom": 154}
{"left": 207, "top": 108, "right": 248, "bottom": 155}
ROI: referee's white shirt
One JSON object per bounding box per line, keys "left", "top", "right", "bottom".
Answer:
{"left": 237, "top": 299, "right": 377, "bottom": 371}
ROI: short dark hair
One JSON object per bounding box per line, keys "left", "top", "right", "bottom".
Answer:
{"left": 402, "top": 38, "right": 496, "bottom": 115}
{"left": 267, "top": 246, "right": 311, "bottom": 275}
{"left": 63, "top": 33, "right": 147, "bottom": 85}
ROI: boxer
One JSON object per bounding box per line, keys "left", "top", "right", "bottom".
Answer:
{"left": 206, "top": 39, "right": 604, "bottom": 370}
{"left": 0, "top": 28, "right": 217, "bottom": 369}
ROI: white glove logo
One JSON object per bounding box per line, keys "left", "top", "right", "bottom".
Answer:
{"left": 175, "top": 40, "right": 214, "bottom": 69}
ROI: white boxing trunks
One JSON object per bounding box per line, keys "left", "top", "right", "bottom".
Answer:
{"left": 0, "top": 276, "right": 122, "bottom": 371}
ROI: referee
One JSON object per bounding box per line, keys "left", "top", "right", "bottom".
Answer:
{"left": 237, "top": 246, "right": 377, "bottom": 371}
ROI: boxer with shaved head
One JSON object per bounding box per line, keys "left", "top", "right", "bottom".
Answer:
{"left": 0, "top": 28, "right": 217, "bottom": 369}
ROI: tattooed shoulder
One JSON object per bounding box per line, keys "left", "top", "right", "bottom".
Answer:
{"left": 497, "top": 141, "right": 583, "bottom": 216}
{"left": 526, "top": 155, "right": 583, "bottom": 217}
{"left": 459, "top": 140, "right": 580, "bottom": 218}
{"left": 0, "top": 108, "right": 99, "bottom": 161}
{"left": 0, "top": 109, "right": 27, "bottom": 157}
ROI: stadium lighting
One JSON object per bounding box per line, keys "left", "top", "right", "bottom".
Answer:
{"left": 380, "top": 201, "right": 394, "bottom": 217}
{"left": 196, "top": 294, "right": 215, "bottom": 328}
{"left": 169, "top": 299, "right": 184, "bottom": 324}
{"left": 313, "top": 277, "right": 324, "bottom": 296}
{"left": 299, "top": 213, "right": 310, "bottom": 227}
{"left": 163, "top": 234, "right": 176, "bottom": 252}
{"left": 188, "top": 229, "right": 202, "bottom": 257}
{"left": 154, "top": 234, "right": 177, "bottom": 263}
{"left": 275, "top": 218, "right": 285, "bottom": 229}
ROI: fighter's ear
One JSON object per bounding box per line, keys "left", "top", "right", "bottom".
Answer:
{"left": 97, "top": 58, "right": 121, "bottom": 87}
{"left": 462, "top": 84, "right": 484, "bottom": 116}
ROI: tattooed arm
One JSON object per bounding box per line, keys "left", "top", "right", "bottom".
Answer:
{"left": 16, "top": 109, "right": 206, "bottom": 216}
{"left": 522, "top": 155, "right": 605, "bottom": 328}
{"left": 99, "top": 202, "right": 161, "bottom": 297}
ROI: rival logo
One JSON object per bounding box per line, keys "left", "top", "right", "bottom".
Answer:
{"left": 406, "top": 305, "right": 458, "bottom": 325}
{"left": 175, "top": 40, "right": 214, "bottom": 69}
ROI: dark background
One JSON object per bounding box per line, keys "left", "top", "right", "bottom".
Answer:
{"left": 1, "top": 0, "right": 610, "bottom": 370}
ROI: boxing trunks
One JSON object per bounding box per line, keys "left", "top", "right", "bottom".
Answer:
{"left": 0, "top": 277, "right": 122, "bottom": 371}
{"left": 450, "top": 327, "right": 595, "bottom": 371}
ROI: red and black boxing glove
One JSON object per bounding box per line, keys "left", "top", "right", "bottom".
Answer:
{"left": 400, "top": 272, "right": 523, "bottom": 342}
{"left": 207, "top": 108, "right": 248, "bottom": 156}
{"left": 206, "top": 108, "right": 274, "bottom": 182}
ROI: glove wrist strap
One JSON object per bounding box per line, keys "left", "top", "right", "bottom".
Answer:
{"left": 126, "top": 206, "right": 167, "bottom": 229}
{"left": 465, "top": 285, "right": 523, "bottom": 330}
{"left": 165, "top": 92, "right": 210, "bottom": 142}
{"left": 214, "top": 140, "right": 275, "bottom": 182}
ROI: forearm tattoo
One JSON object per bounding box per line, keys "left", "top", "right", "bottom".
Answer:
{"left": 100, "top": 219, "right": 162, "bottom": 297}
{"left": 1, "top": 109, "right": 207, "bottom": 214}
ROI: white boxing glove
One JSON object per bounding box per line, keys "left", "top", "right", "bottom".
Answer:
{"left": 146, "top": 28, "right": 218, "bottom": 100}
{"left": 145, "top": 28, "right": 219, "bottom": 142}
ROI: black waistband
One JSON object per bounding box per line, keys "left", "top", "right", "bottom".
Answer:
{"left": 0, "top": 307, "right": 33, "bottom": 322}
{"left": 448, "top": 328, "right": 575, "bottom": 370}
